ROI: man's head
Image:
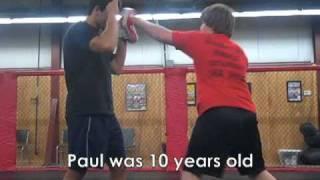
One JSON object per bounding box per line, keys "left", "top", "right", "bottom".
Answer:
{"left": 88, "top": 0, "right": 120, "bottom": 28}
{"left": 200, "top": 4, "right": 235, "bottom": 37}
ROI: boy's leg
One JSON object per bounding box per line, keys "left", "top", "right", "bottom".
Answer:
{"left": 63, "top": 115, "right": 91, "bottom": 180}
{"left": 250, "top": 170, "right": 276, "bottom": 180}
{"left": 106, "top": 115, "right": 127, "bottom": 180}
{"left": 234, "top": 111, "right": 276, "bottom": 180}
{"left": 182, "top": 108, "right": 233, "bottom": 179}
{"left": 110, "top": 166, "right": 127, "bottom": 180}
{"left": 181, "top": 171, "right": 201, "bottom": 180}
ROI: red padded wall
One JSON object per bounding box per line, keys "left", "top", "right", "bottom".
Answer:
{"left": 0, "top": 73, "right": 17, "bottom": 171}
{"left": 165, "top": 68, "right": 188, "bottom": 171}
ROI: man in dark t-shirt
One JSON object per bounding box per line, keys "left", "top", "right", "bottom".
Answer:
{"left": 63, "top": 0, "right": 128, "bottom": 180}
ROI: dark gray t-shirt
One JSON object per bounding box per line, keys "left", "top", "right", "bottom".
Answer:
{"left": 63, "top": 22, "right": 114, "bottom": 116}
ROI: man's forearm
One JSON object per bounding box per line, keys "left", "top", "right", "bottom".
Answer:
{"left": 111, "top": 40, "right": 127, "bottom": 74}
{"left": 101, "top": 14, "right": 119, "bottom": 51}
{"left": 131, "top": 16, "right": 173, "bottom": 45}
{"left": 89, "top": 0, "right": 120, "bottom": 53}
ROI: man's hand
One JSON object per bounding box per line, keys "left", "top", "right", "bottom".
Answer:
{"left": 119, "top": 8, "right": 139, "bottom": 43}
{"left": 106, "top": 0, "right": 119, "bottom": 17}
{"left": 89, "top": 0, "right": 120, "bottom": 53}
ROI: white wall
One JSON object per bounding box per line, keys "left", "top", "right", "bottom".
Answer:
{"left": 234, "top": 17, "right": 314, "bottom": 63}
{"left": 0, "top": 24, "right": 51, "bottom": 68}
{"left": 167, "top": 17, "right": 314, "bottom": 65}
{"left": 125, "top": 32, "right": 164, "bottom": 66}
{"left": 60, "top": 28, "right": 164, "bottom": 67}
{"left": 0, "top": 17, "right": 315, "bottom": 69}
{"left": 166, "top": 45, "right": 193, "bottom": 65}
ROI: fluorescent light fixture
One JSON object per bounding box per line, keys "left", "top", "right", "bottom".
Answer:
{"left": 136, "top": 14, "right": 153, "bottom": 20}
{"left": 2, "top": 9, "right": 320, "bottom": 24}
{"left": 181, "top": 12, "right": 201, "bottom": 19}
{"left": 234, "top": 10, "right": 296, "bottom": 17}
{"left": 0, "top": 18, "right": 11, "bottom": 24}
{"left": 11, "top": 17, "right": 67, "bottom": 24}
{"left": 300, "top": 9, "right": 320, "bottom": 15}
{"left": 153, "top": 13, "right": 181, "bottom": 20}
{"left": 67, "top": 16, "right": 86, "bottom": 23}
{"left": 134, "top": 13, "right": 201, "bottom": 20}
{"left": 233, "top": 9, "right": 320, "bottom": 17}
{"left": 152, "top": 13, "right": 201, "bottom": 20}
{"left": 233, "top": 10, "right": 300, "bottom": 17}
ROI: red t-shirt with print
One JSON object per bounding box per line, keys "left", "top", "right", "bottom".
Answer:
{"left": 172, "top": 31, "right": 256, "bottom": 115}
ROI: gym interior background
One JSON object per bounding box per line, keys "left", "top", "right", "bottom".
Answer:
{"left": 1, "top": 0, "right": 320, "bottom": 179}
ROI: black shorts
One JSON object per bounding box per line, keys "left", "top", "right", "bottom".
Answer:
{"left": 67, "top": 114, "right": 125, "bottom": 170}
{"left": 184, "top": 107, "right": 266, "bottom": 178}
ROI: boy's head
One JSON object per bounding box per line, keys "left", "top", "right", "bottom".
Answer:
{"left": 200, "top": 4, "right": 235, "bottom": 37}
{"left": 88, "top": 0, "right": 121, "bottom": 28}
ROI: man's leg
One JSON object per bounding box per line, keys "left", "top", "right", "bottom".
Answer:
{"left": 64, "top": 115, "right": 90, "bottom": 180}
{"left": 181, "top": 171, "right": 201, "bottom": 180}
{"left": 110, "top": 166, "right": 127, "bottom": 180}
{"left": 250, "top": 170, "right": 276, "bottom": 180}
{"left": 106, "top": 116, "right": 127, "bottom": 180}
{"left": 63, "top": 169, "right": 87, "bottom": 180}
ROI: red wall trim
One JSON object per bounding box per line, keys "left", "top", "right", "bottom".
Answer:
{"left": 1, "top": 64, "right": 320, "bottom": 77}
{"left": 187, "top": 64, "right": 320, "bottom": 73}
{"left": 248, "top": 64, "right": 320, "bottom": 72}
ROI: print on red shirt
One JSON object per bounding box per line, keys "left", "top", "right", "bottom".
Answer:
{"left": 172, "top": 31, "right": 256, "bottom": 115}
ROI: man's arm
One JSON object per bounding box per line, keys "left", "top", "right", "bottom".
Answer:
{"left": 90, "top": 0, "right": 119, "bottom": 53}
{"left": 111, "top": 40, "right": 127, "bottom": 74}
{"left": 131, "top": 16, "right": 174, "bottom": 45}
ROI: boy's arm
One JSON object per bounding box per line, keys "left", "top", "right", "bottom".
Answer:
{"left": 131, "top": 16, "right": 174, "bottom": 45}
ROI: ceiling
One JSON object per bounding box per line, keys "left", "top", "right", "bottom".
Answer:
{"left": 1, "top": 0, "right": 320, "bottom": 17}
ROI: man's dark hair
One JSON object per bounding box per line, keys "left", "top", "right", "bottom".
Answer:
{"left": 201, "top": 4, "right": 235, "bottom": 37}
{"left": 88, "top": 0, "right": 112, "bottom": 15}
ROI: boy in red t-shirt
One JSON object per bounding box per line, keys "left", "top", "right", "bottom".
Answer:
{"left": 127, "top": 4, "right": 276, "bottom": 180}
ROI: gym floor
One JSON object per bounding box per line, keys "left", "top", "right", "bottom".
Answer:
{"left": 1, "top": 172, "right": 320, "bottom": 180}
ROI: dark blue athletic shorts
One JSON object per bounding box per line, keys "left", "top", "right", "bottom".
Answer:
{"left": 66, "top": 114, "right": 125, "bottom": 170}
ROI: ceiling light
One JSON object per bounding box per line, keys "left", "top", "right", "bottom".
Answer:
{"left": 136, "top": 14, "right": 153, "bottom": 20}
{"left": 300, "top": 9, "right": 320, "bottom": 15}
{"left": 0, "top": 18, "right": 11, "bottom": 24}
{"left": 1, "top": 9, "right": 320, "bottom": 24}
{"left": 11, "top": 17, "right": 67, "bottom": 24}
{"left": 233, "top": 9, "right": 320, "bottom": 17}
{"left": 67, "top": 16, "right": 86, "bottom": 23}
